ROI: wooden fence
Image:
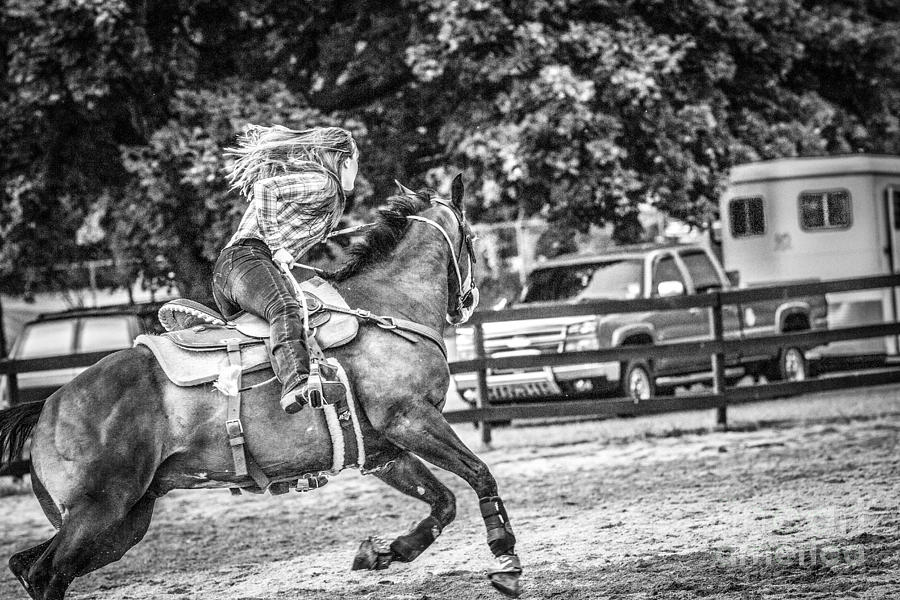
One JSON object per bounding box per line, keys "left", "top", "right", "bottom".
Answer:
{"left": 445, "top": 272, "right": 900, "bottom": 444}
{"left": 2, "top": 273, "right": 900, "bottom": 475}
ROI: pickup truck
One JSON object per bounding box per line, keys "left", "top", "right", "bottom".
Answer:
{"left": 0, "top": 303, "right": 168, "bottom": 406}
{"left": 452, "top": 243, "right": 828, "bottom": 404}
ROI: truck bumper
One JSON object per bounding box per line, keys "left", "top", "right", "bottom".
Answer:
{"left": 453, "top": 362, "right": 621, "bottom": 403}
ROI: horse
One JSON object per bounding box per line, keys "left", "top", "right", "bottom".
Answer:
{"left": 0, "top": 176, "right": 523, "bottom": 600}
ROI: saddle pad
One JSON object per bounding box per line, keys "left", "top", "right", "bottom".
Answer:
{"left": 135, "top": 334, "right": 271, "bottom": 386}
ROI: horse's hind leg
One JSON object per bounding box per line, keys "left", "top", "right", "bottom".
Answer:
{"left": 376, "top": 403, "right": 522, "bottom": 597}
{"left": 352, "top": 451, "right": 456, "bottom": 570}
{"left": 8, "top": 473, "right": 61, "bottom": 598}
{"left": 22, "top": 492, "right": 157, "bottom": 600}
{"left": 9, "top": 539, "right": 53, "bottom": 600}
{"left": 74, "top": 494, "right": 157, "bottom": 576}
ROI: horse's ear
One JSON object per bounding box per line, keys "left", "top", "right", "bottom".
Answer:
{"left": 394, "top": 179, "right": 416, "bottom": 197}
{"left": 451, "top": 173, "right": 464, "bottom": 210}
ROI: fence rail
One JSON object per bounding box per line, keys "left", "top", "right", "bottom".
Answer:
{"left": 2, "top": 272, "right": 900, "bottom": 475}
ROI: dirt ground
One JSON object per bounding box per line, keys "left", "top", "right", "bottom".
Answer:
{"left": 1, "top": 385, "right": 898, "bottom": 600}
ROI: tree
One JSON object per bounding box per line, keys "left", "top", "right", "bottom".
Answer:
{"left": 2, "top": 0, "right": 898, "bottom": 297}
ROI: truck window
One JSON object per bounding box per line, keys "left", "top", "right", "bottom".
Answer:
{"left": 16, "top": 320, "right": 77, "bottom": 358}
{"left": 799, "top": 189, "right": 851, "bottom": 230}
{"left": 652, "top": 256, "right": 685, "bottom": 296}
{"left": 521, "top": 259, "right": 643, "bottom": 303}
{"left": 77, "top": 316, "right": 135, "bottom": 353}
{"left": 680, "top": 251, "right": 723, "bottom": 293}
{"left": 729, "top": 196, "right": 765, "bottom": 237}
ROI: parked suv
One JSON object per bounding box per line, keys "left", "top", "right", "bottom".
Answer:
{"left": 1, "top": 303, "right": 167, "bottom": 405}
{"left": 452, "top": 243, "right": 827, "bottom": 405}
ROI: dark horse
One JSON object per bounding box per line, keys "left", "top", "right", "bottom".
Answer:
{"left": 0, "top": 177, "right": 522, "bottom": 600}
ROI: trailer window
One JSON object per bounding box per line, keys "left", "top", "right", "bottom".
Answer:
{"left": 729, "top": 197, "right": 765, "bottom": 237}
{"left": 799, "top": 190, "right": 852, "bottom": 230}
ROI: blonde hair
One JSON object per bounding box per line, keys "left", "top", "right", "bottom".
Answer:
{"left": 225, "top": 124, "right": 357, "bottom": 199}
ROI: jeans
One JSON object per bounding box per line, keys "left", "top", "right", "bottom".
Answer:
{"left": 211, "top": 238, "right": 308, "bottom": 393}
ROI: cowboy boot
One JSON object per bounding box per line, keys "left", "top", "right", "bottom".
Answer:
{"left": 279, "top": 374, "right": 310, "bottom": 414}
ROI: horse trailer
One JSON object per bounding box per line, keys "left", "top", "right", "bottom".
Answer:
{"left": 720, "top": 154, "right": 900, "bottom": 358}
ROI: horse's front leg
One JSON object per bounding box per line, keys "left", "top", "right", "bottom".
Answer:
{"left": 370, "top": 401, "right": 522, "bottom": 598}
{"left": 352, "top": 450, "right": 456, "bottom": 570}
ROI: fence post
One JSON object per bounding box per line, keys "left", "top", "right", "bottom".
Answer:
{"left": 473, "top": 322, "right": 492, "bottom": 447}
{"left": 0, "top": 296, "right": 17, "bottom": 406}
{"left": 709, "top": 294, "right": 727, "bottom": 429}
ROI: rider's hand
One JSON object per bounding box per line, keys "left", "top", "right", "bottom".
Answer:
{"left": 273, "top": 248, "right": 295, "bottom": 267}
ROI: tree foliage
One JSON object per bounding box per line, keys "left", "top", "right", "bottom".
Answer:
{"left": 1, "top": 0, "right": 898, "bottom": 295}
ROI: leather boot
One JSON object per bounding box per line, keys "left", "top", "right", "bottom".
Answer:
{"left": 280, "top": 375, "right": 309, "bottom": 414}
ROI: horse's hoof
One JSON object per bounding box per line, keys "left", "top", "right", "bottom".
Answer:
{"left": 351, "top": 537, "right": 394, "bottom": 571}
{"left": 488, "top": 572, "right": 522, "bottom": 598}
{"left": 487, "top": 554, "right": 522, "bottom": 598}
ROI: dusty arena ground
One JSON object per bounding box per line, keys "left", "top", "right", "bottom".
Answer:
{"left": 1, "top": 385, "right": 898, "bottom": 600}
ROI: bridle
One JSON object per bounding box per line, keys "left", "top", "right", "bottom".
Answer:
{"left": 323, "top": 193, "right": 479, "bottom": 324}
{"left": 407, "top": 197, "right": 479, "bottom": 324}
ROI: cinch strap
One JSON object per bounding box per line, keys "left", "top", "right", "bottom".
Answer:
{"left": 223, "top": 340, "right": 270, "bottom": 491}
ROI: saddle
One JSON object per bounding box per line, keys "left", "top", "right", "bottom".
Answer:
{"left": 136, "top": 276, "right": 359, "bottom": 386}
{"left": 133, "top": 275, "right": 445, "bottom": 496}
{"left": 134, "top": 277, "right": 365, "bottom": 496}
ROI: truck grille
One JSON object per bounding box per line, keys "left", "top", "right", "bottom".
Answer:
{"left": 484, "top": 325, "right": 565, "bottom": 376}
{"left": 489, "top": 380, "right": 562, "bottom": 401}
{"left": 485, "top": 326, "right": 564, "bottom": 357}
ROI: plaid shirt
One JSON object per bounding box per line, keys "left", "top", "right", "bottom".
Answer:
{"left": 227, "top": 171, "right": 344, "bottom": 258}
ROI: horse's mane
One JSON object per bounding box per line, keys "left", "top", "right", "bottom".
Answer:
{"left": 327, "top": 190, "right": 433, "bottom": 282}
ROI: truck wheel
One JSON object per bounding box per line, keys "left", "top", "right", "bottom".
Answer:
{"left": 620, "top": 360, "right": 655, "bottom": 402}
{"left": 768, "top": 347, "right": 808, "bottom": 382}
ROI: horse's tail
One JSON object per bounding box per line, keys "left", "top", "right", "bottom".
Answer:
{"left": 0, "top": 401, "right": 44, "bottom": 466}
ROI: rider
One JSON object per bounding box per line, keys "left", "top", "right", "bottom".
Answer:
{"left": 212, "top": 124, "right": 359, "bottom": 414}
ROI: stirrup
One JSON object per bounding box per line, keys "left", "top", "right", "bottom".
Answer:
{"left": 306, "top": 361, "right": 347, "bottom": 409}
{"left": 306, "top": 363, "right": 326, "bottom": 408}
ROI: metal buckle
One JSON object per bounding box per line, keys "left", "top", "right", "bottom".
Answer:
{"left": 377, "top": 316, "right": 398, "bottom": 330}
{"left": 357, "top": 309, "right": 372, "bottom": 319}
{"left": 225, "top": 419, "right": 244, "bottom": 436}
